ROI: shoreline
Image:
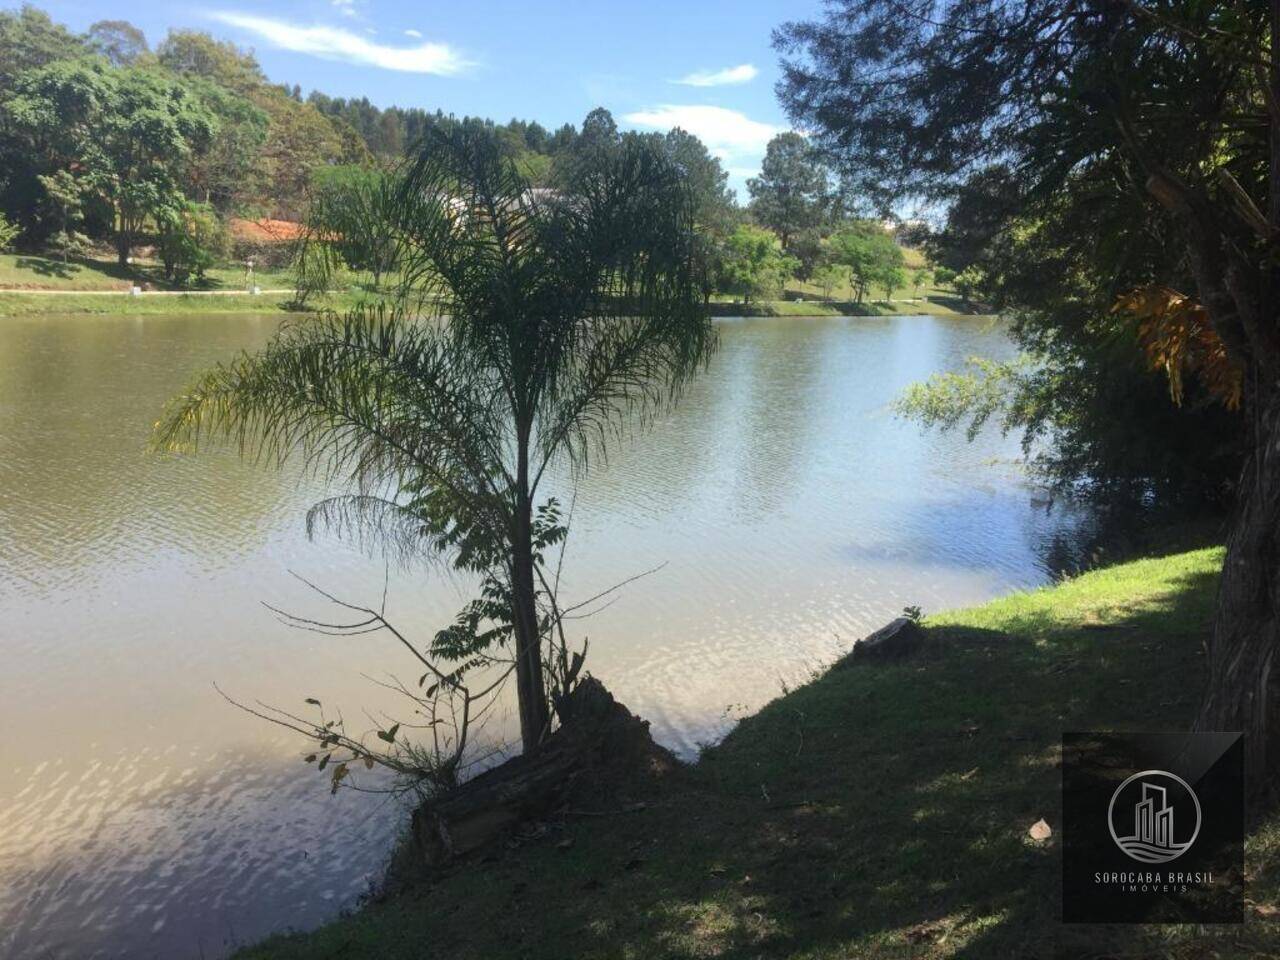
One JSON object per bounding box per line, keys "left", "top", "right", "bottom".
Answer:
{"left": 0, "top": 290, "right": 992, "bottom": 321}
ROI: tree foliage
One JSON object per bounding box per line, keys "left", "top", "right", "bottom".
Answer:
{"left": 747, "top": 132, "right": 827, "bottom": 249}
{"left": 827, "top": 223, "right": 904, "bottom": 302}
{"left": 156, "top": 199, "right": 225, "bottom": 282}
{"left": 775, "top": 0, "right": 1258, "bottom": 509}
{"left": 717, "top": 223, "right": 797, "bottom": 303}
{"left": 298, "top": 164, "right": 407, "bottom": 291}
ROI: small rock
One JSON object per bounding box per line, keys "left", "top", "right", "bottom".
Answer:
{"left": 1028, "top": 818, "right": 1052, "bottom": 841}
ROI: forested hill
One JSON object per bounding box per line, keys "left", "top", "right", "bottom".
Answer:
{"left": 0, "top": 6, "right": 583, "bottom": 238}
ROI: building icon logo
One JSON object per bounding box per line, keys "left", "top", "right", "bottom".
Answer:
{"left": 1107, "top": 769, "right": 1201, "bottom": 864}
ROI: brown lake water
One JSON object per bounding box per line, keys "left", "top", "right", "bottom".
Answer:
{"left": 0, "top": 312, "right": 1082, "bottom": 958}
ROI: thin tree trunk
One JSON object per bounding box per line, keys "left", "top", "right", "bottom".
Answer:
{"left": 511, "top": 442, "right": 550, "bottom": 755}
{"left": 116, "top": 210, "right": 130, "bottom": 267}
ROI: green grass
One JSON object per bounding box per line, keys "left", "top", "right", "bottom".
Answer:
{"left": 0, "top": 252, "right": 985, "bottom": 320}
{"left": 0, "top": 290, "right": 308, "bottom": 317}
{"left": 0, "top": 251, "right": 317, "bottom": 316}
{"left": 235, "top": 546, "right": 1280, "bottom": 960}
{"left": 0, "top": 251, "right": 296, "bottom": 291}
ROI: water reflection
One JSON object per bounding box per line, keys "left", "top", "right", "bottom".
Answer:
{"left": 0, "top": 312, "right": 1082, "bottom": 959}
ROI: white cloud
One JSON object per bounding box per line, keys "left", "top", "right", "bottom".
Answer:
{"left": 622, "top": 104, "right": 783, "bottom": 154}
{"left": 673, "top": 63, "right": 757, "bottom": 87}
{"left": 331, "top": 0, "right": 358, "bottom": 17}
{"left": 404, "top": 28, "right": 423, "bottom": 38}
{"left": 209, "top": 12, "right": 472, "bottom": 75}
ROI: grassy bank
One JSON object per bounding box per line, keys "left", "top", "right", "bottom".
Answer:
{"left": 708, "top": 295, "right": 989, "bottom": 319}
{"left": 0, "top": 251, "right": 295, "bottom": 292}
{"left": 0, "top": 289, "right": 985, "bottom": 320}
{"left": 0, "top": 252, "right": 989, "bottom": 320}
{"left": 0, "top": 251, "right": 313, "bottom": 317}
{"left": 0, "top": 290, "right": 308, "bottom": 317}
{"left": 236, "top": 546, "right": 1280, "bottom": 960}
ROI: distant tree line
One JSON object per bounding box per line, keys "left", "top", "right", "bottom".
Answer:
{"left": 0, "top": 7, "right": 749, "bottom": 279}
{"left": 0, "top": 5, "right": 926, "bottom": 299}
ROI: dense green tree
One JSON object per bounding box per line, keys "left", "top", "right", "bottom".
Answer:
{"left": 718, "top": 223, "right": 797, "bottom": 303}
{"left": 827, "top": 223, "right": 903, "bottom": 303}
{"left": 0, "top": 5, "right": 88, "bottom": 88}
{"left": 36, "top": 168, "right": 86, "bottom": 260}
{"left": 182, "top": 77, "right": 268, "bottom": 212}
{"left": 1, "top": 56, "right": 113, "bottom": 241}
{"left": 98, "top": 67, "right": 218, "bottom": 262}
{"left": 811, "top": 261, "right": 845, "bottom": 300}
{"left": 554, "top": 106, "right": 621, "bottom": 185}
{"left": 747, "top": 132, "right": 827, "bottom": 250}
{"left": 0, "top": 210, "right": 17, "bottom": 251}
{"left": 4, "top": 58, "right": 218, "bottom": 260}
{"left": 578, "top": 106, "right": 618, "bottom": 150}
{"left": 881, "top": 265, "right": 905, "bottom": 301}
{"left": 658, "top": 127, "right": 736, "bottom": 235}
{"left": 898, "top": 180, "right": 1245, "bottom": 511}
{"left": 156, "top": 199, "right": 225, "bottom": 282}
{"left": 156, "top": 30, "right": 356, "bottom": 219}
{"left": 787, "top": 227, "right": 828, "bottom": 281}
{"left": 776, "top": 0, "right": 1278, "bottom": 787}
{"left": 155, "top": 125, "right": 716, "bottom": 754}
{"left": 256, "top": 90, "right": 360, "bottom": 219}
{"left": 911, "top": 268, "right": 932, "bottom": 299}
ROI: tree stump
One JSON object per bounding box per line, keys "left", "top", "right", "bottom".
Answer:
{"left": 410, "top": 677, "right": 675, "bottom": 868}
{"left": 851, "top": 616, "right": 924, "bottom": 662}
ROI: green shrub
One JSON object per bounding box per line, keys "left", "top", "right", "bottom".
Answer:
{"left": 157, "top": 202, "right": 227, "bottom": 284}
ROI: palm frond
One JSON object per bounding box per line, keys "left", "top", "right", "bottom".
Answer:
{"left": 154, "top": 303, "right": 513, "bottom": 553}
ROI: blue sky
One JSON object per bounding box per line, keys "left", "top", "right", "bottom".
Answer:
{"left": 39, "top": 0, "right": 823, "bottom": 198}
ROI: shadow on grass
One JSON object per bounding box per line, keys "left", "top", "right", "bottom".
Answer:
{"left": 237, "top": 557, "right": 1279, "bottom": 960}
{"left": 15, "top": 255, "right": 82, "bottom": 279}
{"left": 10, "top": 253, "right": 244, "bottom": 291}
{"left": 921, "top": 294, "right": 990, "bottom": 315}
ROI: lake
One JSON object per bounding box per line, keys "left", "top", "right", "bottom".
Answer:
{"left": 0, "top": 312, "right": 1081, "bottom": 959}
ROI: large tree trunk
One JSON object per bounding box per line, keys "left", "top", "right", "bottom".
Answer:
{"left": 1197, "top": 386, "right": 1280, "bottom": 796}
